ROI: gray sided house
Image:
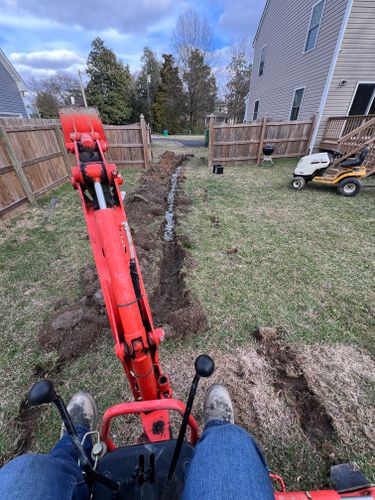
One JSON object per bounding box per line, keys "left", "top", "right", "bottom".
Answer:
{"left": 0, "top": 49, "right": 28, "bottom": 118}
{"left": 245, "top": 0, "right": 375, "bottom": 151}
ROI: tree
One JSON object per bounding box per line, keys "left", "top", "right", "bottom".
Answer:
{"left": 29, "top": 73, "right": 84, "bottom": 118}
{"left": 171, "top": 8, "right": 213, "bottom": 70}
{"left": 31, "top": 74, "right": 84, "bottom": 105}
{"left": 35, "top": 92, "right": 59, "bottom": 118}
{"left": 152, "top": 54, "right": 185, "bottom": 133}
{"left": 134, "top": 47, "right": 160, "bottom": 126}
{"left": 183, "top": 49, "right": 217, "bottom": 131}
{"left": 225, "top": 42, "right": 252, "bottom": 122}
{"left": 86, "top": 37, "right": 133, "bottom": 124}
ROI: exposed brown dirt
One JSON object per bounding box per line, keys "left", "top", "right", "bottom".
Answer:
{"left": 13, "top": 401, "right": 41, "bottom": 457}
{"left": 253, "top": 327, "right": 336, "bottom": 453}
{"left": 152, "top": 237, "right": 208, "bottom": 338}
{"left": 38, "top": 265, "right": 109, "bottom": 363}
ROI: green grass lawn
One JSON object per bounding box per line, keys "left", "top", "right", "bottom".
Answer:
{"left": 180, "top": 158, "right": 375, "bottom": 353}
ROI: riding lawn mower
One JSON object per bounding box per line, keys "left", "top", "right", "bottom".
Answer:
{"left": 25, "top": 109, "right": 374, "bottom": 499}
{"left": 291, "top": 147, "right": 370, "bottom": 196}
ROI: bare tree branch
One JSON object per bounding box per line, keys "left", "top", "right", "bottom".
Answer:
{"left": 171, "top": 8, "right": 214, "bottom": 69}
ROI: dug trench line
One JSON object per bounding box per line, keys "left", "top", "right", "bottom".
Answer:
{"left": 8, "top": 151, "right": 208, "bottom": 461}
{"left": 152, "top": 165, "right": 207, "bottom": 338}
{"left": 253, "top": 327, "right": 337, "bottom": 455}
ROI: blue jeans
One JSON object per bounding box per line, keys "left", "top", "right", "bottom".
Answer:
{"left": 0, "top": 422, "right": 274, "bottom": 499}
{"left": 183, "top": 421, "right": 275, "bottom": 500}
{"left": 0, "top": 426, "right": 91, "bottom": 500}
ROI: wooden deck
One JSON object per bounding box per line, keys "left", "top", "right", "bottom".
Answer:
{"left": 320, "top": 115, "right": 375, "bottom": 177}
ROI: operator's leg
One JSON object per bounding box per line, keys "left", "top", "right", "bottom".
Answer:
{"left": 0, "top": 391, "right": 96, "bottom": 500}
{"left": 183, "top": 385, "right": 274, "bottom": 500}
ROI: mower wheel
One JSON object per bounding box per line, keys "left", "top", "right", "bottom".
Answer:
{"left": 337, "top": 178, "right": 362, "bottom": 197}
{"left": 290, "top": 177, "right": 306, "bottom": 190}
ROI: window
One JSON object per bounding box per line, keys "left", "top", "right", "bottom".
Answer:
{"left": 305, "top": 0, "right": 324, "bottom": 52}
{"left": 253, "top": 100, "right": 260, "bottom": 121}
{"left": 290, "top": 89, "right": 304, "bottom": 120}
{"left": 258, "top": 46, "right": 267, "bottom": 76}
{"left": 348, "top": 83, "right": 375, "bottom": 116}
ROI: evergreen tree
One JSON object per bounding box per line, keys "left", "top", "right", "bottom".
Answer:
{"left": 225, "top": 52, "right": 252, "bottom": 122}
{"left": 183, "top": 49, "right": 217, "bottom": 131}
{"left": 86, "top": 38, "right": 133, "bottom": 124}
{"left": 134, "top": 47, "right": 160, "bottom": 126}
{"left": 152, "top": 54, "right": 185, "bottom": 133}
{"left": 35, "top": 92, "right": 59, "bottom": 118}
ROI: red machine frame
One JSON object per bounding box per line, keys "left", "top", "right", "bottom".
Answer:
{"left": 60, "top": 108, "right": 374, "bottom": 499}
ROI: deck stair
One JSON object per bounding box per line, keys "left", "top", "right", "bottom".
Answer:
{"left": 322, "top": 115, "right": 375, "bottom": 178}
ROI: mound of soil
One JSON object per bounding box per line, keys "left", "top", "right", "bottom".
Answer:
{"left": 38, "top": 265, "right": 109, "bottom": 364}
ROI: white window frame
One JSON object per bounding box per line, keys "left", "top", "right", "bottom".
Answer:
{"left": 253, "top": 100, "right": 260, "bottom": 121}
{"left": 289, "top": 87, "right": 305, "bottom": 121}
{"left": 346, "top": 81, "right": 375, "bottom": 116}
{"left": 304, "top": 0, "right": 325, "bottom": 53}
{"left": 258, "top": 45, "right": 267, "bottom": 76}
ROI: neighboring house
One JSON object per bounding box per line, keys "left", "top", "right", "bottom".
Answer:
{"left": 205, "top": 100, "right": 233, "bottom": 126}
{"left": 0, "top": 48, "right": 29, "bottom": 118}
{"left": 245, "top": 0, "right": 375, "bottom": 151}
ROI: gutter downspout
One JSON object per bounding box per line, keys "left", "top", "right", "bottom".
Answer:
{"left": 308, "top": 0, "right": 354, "bottom": 153}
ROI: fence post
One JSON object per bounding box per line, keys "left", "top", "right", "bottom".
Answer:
{"left": 306, "top": 113, "right": 318, "bottom": 155}
{"left": 0, "top": 127, "right": 36, "bottom": 206}
{"left": 140, "top": 114, "right": 150, "bottom": 168}
{"left": 53, "top": 125, "right": 71, "bottom": 175}
{"left": 208, "top": 117, "right": 215, "bottom": 168}
{"left": 257, "top": 116, "right": 268, "bottom": 165}
{"left": 147, "top": 123, "right": 154, "bottom": 162}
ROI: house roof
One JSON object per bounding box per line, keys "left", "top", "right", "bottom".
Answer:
{"left": 0, "top": 48, "right": 28, "bottom": 92}
{"left": 253, "top": 0, "right": 271, "bottom": 46}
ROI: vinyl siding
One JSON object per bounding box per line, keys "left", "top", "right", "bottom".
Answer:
{"left": 245, "top": 0, "right": 348, "bottom": 123}
{"left": 316, "top": 0, "right": 375, "bottom": 143}
{"left": 0, "top": 61, "right": 28, "bottom": 117}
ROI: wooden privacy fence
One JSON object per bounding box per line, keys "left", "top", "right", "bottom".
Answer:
{"left": 0, "top": 115, "right": 151, "bottom": 216}
{"left": 104, "top": 115, "right": 151, "bottom": 168}
{"left": 208, "top": 115, "right": 315, "bottom": 167}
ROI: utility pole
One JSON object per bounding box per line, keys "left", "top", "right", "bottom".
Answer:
{"left": 146, "top": 73, "right": 152, "bottom": 132}
{"left": 78, "top": 69, "right": 88, "bottom": 107}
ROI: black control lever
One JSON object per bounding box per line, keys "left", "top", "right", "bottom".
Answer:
{"left": 168, "top": 355, "right": 214, "bottom": 480}
{"left": 27, "top": 380, "right": 120, "bottom": 493}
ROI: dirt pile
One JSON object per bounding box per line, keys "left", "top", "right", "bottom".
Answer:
{"left": 152, "top": 237, "right": 208, "bottom": 338}
{"left": 37, "top": 265, "right": 109, "bottom": 365}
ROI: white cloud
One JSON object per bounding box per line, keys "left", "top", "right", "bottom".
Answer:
{"left": 10, "top": 49, "right": 85, "bottom": 69}
{"left": 13, "top": 64, "right": 57, "bottom": 78}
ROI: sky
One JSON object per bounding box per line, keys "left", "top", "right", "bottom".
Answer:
{"left": 0, "top": 0, "right": 265, "bottom": 83}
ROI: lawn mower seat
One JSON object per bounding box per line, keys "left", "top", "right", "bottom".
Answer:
{"left": 340, "top": 147, "right": 369, "bottom": 168}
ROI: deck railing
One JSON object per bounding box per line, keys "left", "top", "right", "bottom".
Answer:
{"left": 321, "top": 114, "right": 375, "bottom": 144}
